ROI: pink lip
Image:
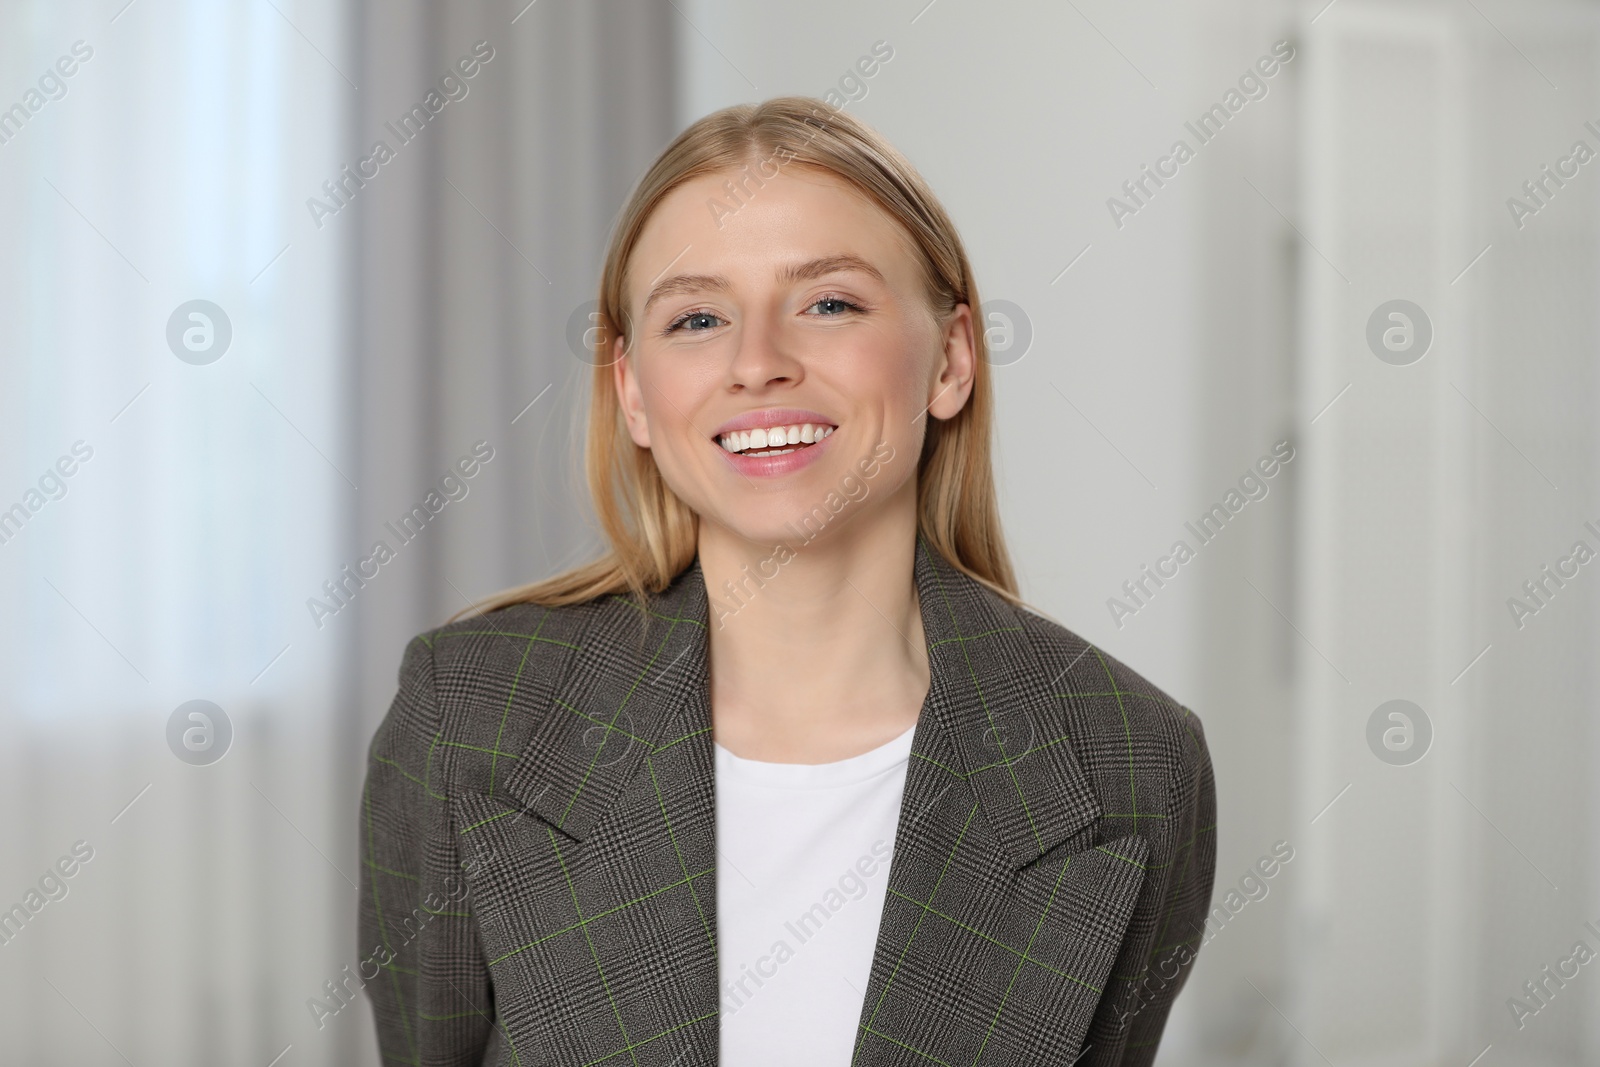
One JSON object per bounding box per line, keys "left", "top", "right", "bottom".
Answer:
{"left": 710, "top": 407, "right": 837, "bottom": 437}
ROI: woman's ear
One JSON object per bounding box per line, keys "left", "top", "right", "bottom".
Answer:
{"left": 927, "top": 302, "right": 977, "bottom": 421}
{"left": 612, "top": 335, "right": 652, "bottom": 448}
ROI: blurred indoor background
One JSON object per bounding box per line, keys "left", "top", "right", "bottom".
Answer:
{"left": 0, "top": 0, "right": 1595, "bottom": 1063}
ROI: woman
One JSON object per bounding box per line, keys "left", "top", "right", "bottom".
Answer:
{"left": 359, "top": 97, "right": 1215, "bottom": 1067}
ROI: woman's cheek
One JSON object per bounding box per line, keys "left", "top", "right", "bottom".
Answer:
{"left": 838, "top": 327, "right": 924, "bottom": 408}
{"left": 886, "top": 341, "right": 939, "bottom": 428}
{"left": 637, "top": 356, "right": 707, "bottom": 450}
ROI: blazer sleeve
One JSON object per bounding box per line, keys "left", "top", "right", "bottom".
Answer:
{"left": 358, "top": 634, "right": 495, "bottom": 1066}
{"left": 1114, "top": 708, "right": 1218, "bottom": 1065}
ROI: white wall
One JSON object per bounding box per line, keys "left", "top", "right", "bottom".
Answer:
{"left": 676, "top": 0, "right": 1298, "bottom": 1059}
{"left": 677, "top": 0, "right": 1600, "bottom": 1063}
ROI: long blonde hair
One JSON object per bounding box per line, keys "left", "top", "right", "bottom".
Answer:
{"left": 459, "top": 97, "right": 1016, "bottom": 618}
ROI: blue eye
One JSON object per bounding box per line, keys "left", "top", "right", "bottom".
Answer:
{"left": 666, "top": 310, "right": 724, "bottom": 333}
{"left": 808, "top": 296, "right": 863, "bottom": 316}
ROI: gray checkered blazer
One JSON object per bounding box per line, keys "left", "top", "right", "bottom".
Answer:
{"left": 359, "top": 540, "right": 1216, "bottom": 1066}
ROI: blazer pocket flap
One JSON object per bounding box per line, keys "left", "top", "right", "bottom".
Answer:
{"left": 450, "top": 791, "right": 554, "bottom": 896}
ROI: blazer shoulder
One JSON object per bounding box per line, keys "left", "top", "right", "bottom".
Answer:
{"left": 1014, "top": 605, "right": 1209, "bottom": 775}
{"left": 378, "top": 593, "right": 627, "bottom": 795}
{"left": 423, "top": 597, "right": 588, "bottom": 681}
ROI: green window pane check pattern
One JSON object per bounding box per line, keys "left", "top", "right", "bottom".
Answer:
{"left": 358, "top": 542, "right": 1216, "bottom": 1065}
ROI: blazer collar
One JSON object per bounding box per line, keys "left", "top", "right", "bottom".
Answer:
{"left": 497, "top": 539, "right": 1103, "bottom": 870}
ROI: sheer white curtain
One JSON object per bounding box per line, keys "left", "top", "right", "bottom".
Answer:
{"left": 0, "top": 0, "right": 675, "bottom": 1064}
{"left": 0, "top": 1, "right": 353, "bottom": 1064}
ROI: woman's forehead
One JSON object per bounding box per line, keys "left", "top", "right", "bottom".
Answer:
{"left": 625, "top": 167, "right": 920, "bottom": 304}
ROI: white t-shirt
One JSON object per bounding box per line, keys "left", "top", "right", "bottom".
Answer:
{"left": 714, "top": 723, "right": 916, "bottom": 1066}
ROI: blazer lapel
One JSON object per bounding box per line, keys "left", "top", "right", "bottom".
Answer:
{"left": 455, "top": 567, "right": 723, "bottom": 1066}
{"left": 453, "top": 542, "right": 1148, "bottom": 1065}
{"left": 848, "top": 542, "right": 1150, "bottom": 1065}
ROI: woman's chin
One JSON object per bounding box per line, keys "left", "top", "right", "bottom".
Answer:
{"left": 704, "top": 510, "right": 843, "bottom": 553}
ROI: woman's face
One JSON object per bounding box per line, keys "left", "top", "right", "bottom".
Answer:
{"left": 613, "top": 163, "right": 975, "bottom": 549}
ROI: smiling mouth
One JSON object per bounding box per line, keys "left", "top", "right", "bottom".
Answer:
{"left": 717, "top": 422, "right": 836, "bottom": 457}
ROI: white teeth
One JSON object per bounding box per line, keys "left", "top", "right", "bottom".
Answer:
{"left": 718, "top": 422, "right": 837, "bottom": 454}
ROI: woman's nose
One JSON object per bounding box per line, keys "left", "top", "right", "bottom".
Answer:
{"left": 726, "top": 315, "right": 802, "bottom": 390}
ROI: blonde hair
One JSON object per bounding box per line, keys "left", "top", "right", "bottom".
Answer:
{"left": 458, "top": 97, "right": 1016, "bottom": 618}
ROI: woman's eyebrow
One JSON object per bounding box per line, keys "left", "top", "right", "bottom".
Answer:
{"left": 643, "top": 273, "right": 728, "bottom": 313}
{"left": 642, "top": 254, "right": 885, "bottom": 314}
{"left": 777, "top": 254, "right": 884, "bottom": 285}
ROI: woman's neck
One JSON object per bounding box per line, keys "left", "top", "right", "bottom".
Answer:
{"left": 698, "top": 487, "right": 930, "bottom": 764}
